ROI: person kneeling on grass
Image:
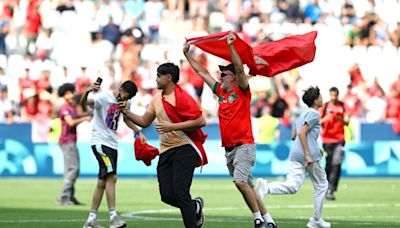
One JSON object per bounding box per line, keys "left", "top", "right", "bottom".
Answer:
{"left": 255, "top": 86, "right": 331, "bottom": 228}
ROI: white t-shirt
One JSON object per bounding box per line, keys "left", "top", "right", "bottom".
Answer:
{"left": 91, "top": 91, "right": 123, "bottom": 149}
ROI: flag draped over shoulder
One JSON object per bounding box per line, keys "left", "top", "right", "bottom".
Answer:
{"left": 187, "top": 31, "right": 318, "bottom": 77}
{"left": 162, "top": 85, "right": 208, "bottom": 167}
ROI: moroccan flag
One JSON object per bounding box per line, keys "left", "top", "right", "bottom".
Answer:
{"left": 187, "top": 31, "right": 317, "bottom": 77}
{"left": 253, "top": 31, "right": 317, "bottom": 76}
{"left": 186, "top": 31, "right": 258, "bottom": 76}
{"left": 162, "top": 85, "right": 208, "bottom": 167}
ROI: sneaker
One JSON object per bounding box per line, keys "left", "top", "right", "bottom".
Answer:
{"left": 110, "top": 215, "right": 127, "bottom": 228}
{"left": 194, "top": 196, "right": 205, "bottom": 227}
{"left": 70, "top": 197, "right": 85, "bottom": 205}
{"left": 267, "top": 222, "right": 279, "bottom": 228}
{"left": 55, "top": 198, "right": 75, "bottom": 206}
{"left": 254, "top": 218, "right": 267, "bottom": 228}
{"left": 83, "top": 219, "right": 104, "bottom": 228}
{"left": 255, "top": 178, "right": 269, "bottom": 198}
{"left": 306, "top": 217, "right": 331, "bottom": 228}
{"left": 325, "top": 190, "right": 336, "bottom": 201}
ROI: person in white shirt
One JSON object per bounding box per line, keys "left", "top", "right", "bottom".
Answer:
{"left": 80, "top": 79, "right": 146, "bottom": 228}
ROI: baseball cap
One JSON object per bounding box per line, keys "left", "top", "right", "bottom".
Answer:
{"left": 218, "top": 63, "right": 236, "bottom": 75}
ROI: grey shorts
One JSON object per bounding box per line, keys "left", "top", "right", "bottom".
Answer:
{"left": 225, "top": 144, "right": 256, "bottom": 188}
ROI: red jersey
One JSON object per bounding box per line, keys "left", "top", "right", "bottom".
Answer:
{"left": 342, "top": 93, "right": 362, "bottom": 117}
{"left": 386, "top": 96, "right": 400, "bottom": 120}
{"left": 320, "top": 101, "right": 346, "bottom": 143}
{"left": 213, "top": 83, "right": 254, "bottom": 147}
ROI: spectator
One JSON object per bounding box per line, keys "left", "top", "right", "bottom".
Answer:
{"left": 0, "top": 13, "right": 10, "bottom": 55}
{"left": 304, "top": 0, "right": 322, "bottom": 25}
{"left": 0, "top": 85, "right": 13, "bottom": 124}
{"left": 342, "top": 85, "right": 362, "bottom": 118}
{"left": 143, "top": 0, "right": 164, "bottom": 43}
{"left": 101, "top": 16, "right": 121, "bottom": 47}
{"left": 257, "top": 105, "right": 279, "bottom": 144}
{"left": 390, "top": 22, "right": 400, "bottom": 48}
{"left": 364, "top": 86, "right": 387, "bottom": 123}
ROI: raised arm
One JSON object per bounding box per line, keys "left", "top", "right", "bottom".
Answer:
{"left": 227, "top": 32, "right": 248, "bottom": 90}
{"left": 80, "top": 83, "right": 100, "bottom": 107}
{"left": 183, "top": 42, "right": 217, "bottom": 89}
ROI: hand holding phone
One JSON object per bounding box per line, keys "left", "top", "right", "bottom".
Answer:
{"left": 93, "top": 77, "right": 102, "bottom": 92}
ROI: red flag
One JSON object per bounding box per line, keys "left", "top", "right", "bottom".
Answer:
{"left": 253, "top": 31, "right": 317, "bottom": 76}
{"left": 134, "top": 138, "right": 159, "bottom": 166}
{"left": 162, "top": 85, "right": 208, "bottom": 167}
{"left": 187, "top": 31, "right": 317, "bottom": 77}
{"left": 186, "top": 31, "right": 258, "bottom": 76}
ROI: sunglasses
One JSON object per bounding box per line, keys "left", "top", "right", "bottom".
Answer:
{"left": 221, "top": 72, "right": 234, "bottom": 77}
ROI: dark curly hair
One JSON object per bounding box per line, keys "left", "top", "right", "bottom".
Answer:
{"left": 302, "top": 86, "right": 320, "bottom": 107}
{"left": 58, "top": 83, "right": 75, "bottom": 97}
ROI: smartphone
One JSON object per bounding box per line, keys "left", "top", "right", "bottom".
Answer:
{"left": 94, "top": 77, "right": 102, "bottom": 92}
{"left": 95, "top": 77, "right": 103, "bottom": 85}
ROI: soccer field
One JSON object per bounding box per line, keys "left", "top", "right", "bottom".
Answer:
{"left": 0, "top": 178, "right": 399, "bottom": 228}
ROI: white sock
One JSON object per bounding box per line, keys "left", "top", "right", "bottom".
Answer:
{"left": 109, "top": 208, "right": 117, "bottom": 220}
{"left": 253, "top": 211, "right": 263, "bottom": 221}
{"left": 263, "top": 212, "right": 275, "bottom": 224}
{"left": 87, "top": 210, "right": 97, "bottom": 222}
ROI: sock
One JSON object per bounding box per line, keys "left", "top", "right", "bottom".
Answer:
{"left": 87, "top": 210, "right": 97, "bottom": 222}
{"left": 253, "top": 211, "right": 263, "bottom": 221}
{"left": 263, "top": 212, "right": 275, "bottom": 224}
{"left": 109, "top": 208, "right": 117, "bottom": 220}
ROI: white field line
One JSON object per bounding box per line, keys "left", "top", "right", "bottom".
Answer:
{"left": 0, "top": 203, "right": 399, "bottom": 224}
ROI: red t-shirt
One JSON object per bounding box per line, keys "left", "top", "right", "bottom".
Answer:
{"left": 386, "top": 96, "right": 400, "bottom": 120}
{"left": 320, "top": 102, "right": 346, "bottom": 143}
{"left": 213, "top": 83, "right": 254, "bottom": 147}
{"left": 342, "top": 93, "right": 361, "bottom": 117}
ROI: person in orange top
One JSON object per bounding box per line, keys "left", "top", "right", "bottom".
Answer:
{"left": 184, "top": 32, "right": 277, "bottom": 228}
{"left": 320, "top": 87, "right": 350, "bottom": 200}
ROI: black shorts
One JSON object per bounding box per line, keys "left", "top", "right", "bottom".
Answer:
{"left": 91, "top": 144, "right": 118, "bottom": 179}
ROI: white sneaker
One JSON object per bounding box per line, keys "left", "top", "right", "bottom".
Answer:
{"left": 255, "top": 178, "right": 269, "bottom": 198}
{"left": 306, "top": 217, "right": 331, "bottom": 228}
{"left": 83, "top": 219, "right": 104, "bottom": 228}
{"left": 110, "top": 215, "right": 126, "bottom": 228}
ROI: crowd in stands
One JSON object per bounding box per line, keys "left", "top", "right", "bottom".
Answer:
{"left": 0, "top": 0, "right": 400, "bottom": 143}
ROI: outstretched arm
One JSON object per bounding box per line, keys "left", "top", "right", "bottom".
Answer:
{"left": 156, "top": 115, "right": 206, "bottom": 134}
{"left": 227, "top": 32, "right": 248, "bottom": 90}
{"left": 124, "top": 116, "right": 147, "bottom": 143}
{"left": 183, "top": 42, "right": 217, "bottom": 89}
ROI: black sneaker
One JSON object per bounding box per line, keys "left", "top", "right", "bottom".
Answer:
{"left": 70, "top": 197, "right": 85, "bottom": 205}
{"left": 325, "top": 190, "right": 336, "bottom": 200}
{"left": 254, "top": 219, "right": 266, "bottom": 228}
{"left": 194, "top": 196, "right": 204, "bottom": 227}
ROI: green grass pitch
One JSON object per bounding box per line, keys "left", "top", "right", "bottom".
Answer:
{"left": 0, "top": 178, "right": 399, "bottom": 227}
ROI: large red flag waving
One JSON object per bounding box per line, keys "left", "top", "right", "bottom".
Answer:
{"left": 186, "top": 31, "right": 258, "bottom": 76}
{"left": 187, "top": 31, "right": 317, "bottom": 77}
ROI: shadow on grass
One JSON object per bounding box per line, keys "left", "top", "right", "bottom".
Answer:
{"left": 0, "top": 208, "right": 399, "bottom": 228}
